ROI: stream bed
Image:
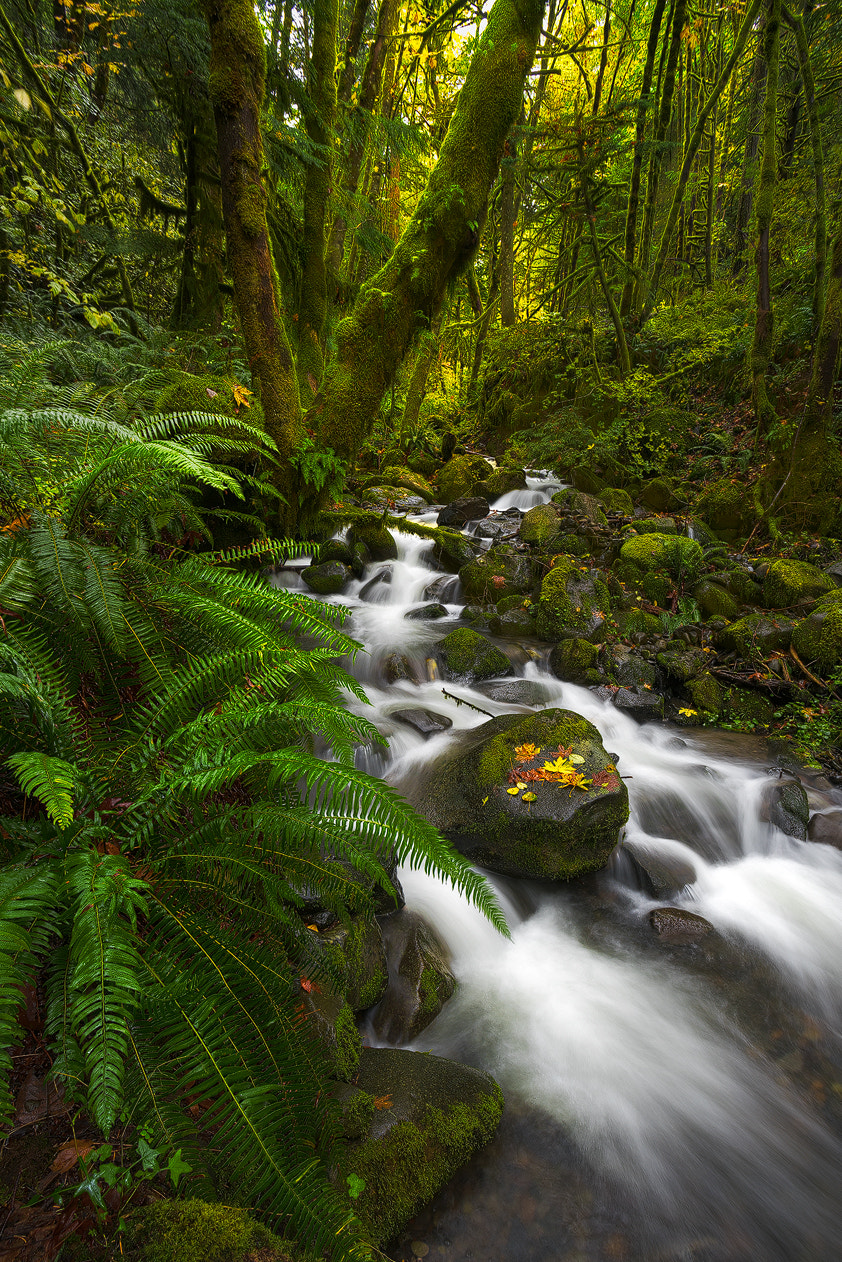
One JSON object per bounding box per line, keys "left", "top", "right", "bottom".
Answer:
{"left": 273, "top": 473, "right": 842, "bottom": 1262}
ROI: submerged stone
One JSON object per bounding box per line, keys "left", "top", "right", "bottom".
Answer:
{"left": 391, "top": 708, "right": 453, "bottom": 737}
{"left": 372, "top": 909, "right": 456, "bottom": 1043}
{"left": 649, "top": 907, "right": 715, "bottom": 944}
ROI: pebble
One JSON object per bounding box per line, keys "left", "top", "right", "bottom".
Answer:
{"left": 411, "top": 1242, "right": 430, "bottom": 1258}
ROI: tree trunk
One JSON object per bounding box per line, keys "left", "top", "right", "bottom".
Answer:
{"left": 337, "top": 0, "right": 372, "bottom": 105}
{"left": 202, "top": 0, "right": 303, "bottom": 527}
{"left": 750, "top": 0, "right": 781, "bottom": 432}
{"left": 619, "top": 0, "right": 668, "bottom": 319}
{"left": 297, "top": 0, "right": 338, "bottom": 395}
{"left": 803, "top": 215, "right": 842, "bottom": 435}
{"left": 591, "top": 0, "right": 611, "bottom": 116}
{"left": 500, "top": 137, "right": 517, "bottom": 326}
{"left": 641, "top": 0, "right": 763, "bottom": 324}
{"left": 733, "top": 26, "right": 766, "bottom": 276}
{"left": 783, "top": 3, "right": 825, "bottom": 333}
{"left": 312, "top": 0, "right": 544, "bottom": 460}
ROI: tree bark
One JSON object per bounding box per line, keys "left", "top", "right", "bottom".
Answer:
{"left": 803, "top": 216, "right": 842, "bottom": 435}
{"left": 750, "top": 0, "right": 781, "bottom": 432}
{"left": 733, "top": 26, "right": 766, "bottom": 276}
{"left": 312, "top": 0, "right": 545, "bottom": 460}
{"left": 783, "top": 3, "right": 825, "bottom": 334}
{"left": 202, "top": 0, "right": 303, "bottom": 526}
{"left": 500, "top": 137, "right": 517, "bottom": 326}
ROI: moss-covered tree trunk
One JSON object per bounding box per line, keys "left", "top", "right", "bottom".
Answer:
{"left": 803, "top": 214, "right": 842, "bottom": 435}
{"left": 202, "top": 0, "right": 303, "bottom": 528}
{"left": 619, "top": 0, "right": 668, "bottom": 319}
{"left": 500, "top": 137, "right": 517, "bottom": 327}
{"left": 297, "top": 0, "right": 338, "bottom": 396}
{"left": 750, "top": 0, "right": 781, "bottom": 432}
{"left": 312, "top": 0, "right": 544, "bottom": 460}
{"left": 784, "top": 3, "right": 825, "bottom": 334}
{"left": 733, "top": 27, "right": 766, "bottom": 276}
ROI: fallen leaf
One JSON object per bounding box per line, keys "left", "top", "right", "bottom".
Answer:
{"left": 51, "top": 1139, "right": 96, "bottom": 1174}
{"left": 506, "top": 786, "right": 520, "bottom": 795}
{"left": 522, "top": 791, "right": 537, "bottom": 802}
{"left": 373, "top": 1094, "right": 392, "bottom": 1110}
{"left": 232, "top": 382, "right": 252, "bottom": 409}
{"left": 514, "top": 743, "right": 540, "bottom": 762}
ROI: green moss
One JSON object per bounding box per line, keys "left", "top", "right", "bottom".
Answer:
{"left": 639, "top": 477, "right": 680, "bottom": 511}
{"left": 340, "top": 1088, "right": 377, "bottom": 1141}
{"left": 724, "top": 686, "right": 774, "bottom": 727}
{"left": 614, "top": 607, "right": 661, "bottom": 636}
{"left": 717, "top": 612, "right": 794, "bottom": 659}
{"left": 694, "top": 477, "right": 758, "bottom": 540}
{"left": 686, "top": 672, "right": 723, "bottom": 714}
{"left": 302, "top": 560, "right": 351, "bottom": 594}
{"left": 792, "top": 604, "right": 842, "bottom": 668}
{"left": 763, "top": 559, "right": 835, "bottom": 609}
{"left": 694, "top": 579, "right": 740, "bottom": 620}
{"left": 459, "top": 546, "right": 532, "bottom": 602}
{"left": 537, "top": 559, "right": 610, "bottom": 639}
{"left": 551, "top": 488, "right": 609, "bottom": 528}
{"left": 548, "top": 637, "right": 601, "bottom": 685}
{"left": 520, "top": 504, "right": 562, "bottom": 547}
{"left": 619, "top": 532, "right": 703, "bottom": 576}
{"left": 483, "top": 466, "right": 527, "bottom": 496}
{"left": 347, "top": 1088, "right": 504, "bottom": 1244}
{"left": 438, "top": 454, "right": 494, "bottom": 502}
{"left": 323, "top": 916, "right": 388, "bottom": 1012}
{"left": 641, "top": 570, "right": 671, "bottom": 606}
{"left": 347, "top": 523, "right": 398, "bottom": 561}
{"left": 334, "top": 1001, "right": 363, "bottom": 1082}
{"left": 599, "top": 487, "right": 634, "bottom": 515}
{"left": 435, "top": 628, "right": 511, "bottom": 680}
{"left": 124, "top": 1200, "right": 295, "bottom": 1262}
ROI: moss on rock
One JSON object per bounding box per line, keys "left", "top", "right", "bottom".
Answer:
{"left": 459, "top": 545, "right": 533, "bottom": 602}
{"left": 438, "top": 454, "right": 494, "bottom": 503}
{"left": 694, "top": 477, "right": 758, "bottom": 541}
{"left": 347, "top": 522, "right": 398, "bottom": 562}
{"left": 694, "top": 579, "right": 740, "bottom": 620}
{"left": 551, "top": 488, "right": 609, "bottom": 529}
{"left": 548, "top": 637, "right": 601, "bottom": 685}
{"left": 619, "top": 532, "right": 703, "bottom": 577}
{"left": 716, "top": 612, "right": 795, "bottom": 659}
{"left": 302, "top": 559, "right": 352, "bottom": 594}
{"left": 536, "top": 559, "right": 610, "bottom": 641}
{"left": 792, "top": 602, "right": 842, "bottom": 668}
{"left": 685, "top": 671, "right": 723, "bottom": 715}
{"left": 435, "top": 628, "right": 512, "bottom": 681}
{"left": 599, "top": 487, "right": 634, "bottom": 515}
{"left": 763, "top": 559, "right": 835, "bottom": 609}
{"left": 321, "top": 915, "right": 389, "bottom": 1012}
{"left": 520, "top": 503, "right": 563, "bottom": 547}
{"left": 124, "top": 1200, "right": 296, "bottom": 1262}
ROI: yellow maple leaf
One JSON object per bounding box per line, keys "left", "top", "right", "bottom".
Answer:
{"left": 514, "top": 742, "right": 540, "bottom": 762}
{"left": 542, "top": 756, "right": 574, "bottom": 776}
{"left": 232, "top": 382, "right": 253, "bottom": 410}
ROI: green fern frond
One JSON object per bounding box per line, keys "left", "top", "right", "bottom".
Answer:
{"left": 7, "top": 752, "right": 77, "bottom": 826}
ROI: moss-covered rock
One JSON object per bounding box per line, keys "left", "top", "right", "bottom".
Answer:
{"left": 551, "top": 488, "right": 609, "bottom": 529}
{"left": 408, "top": 451, "right": 439, "bottom": 478}
{"left": 723, "top": 686, "right": 774, "bottom": 727}
{"left": 432, "top": 527, "right": 478, "bottom": 572}
{"left": 619, "top": 532, "right": 703, "bottom": 577}
{"left": 536, "top": 559, "right": 610, "bottom": 641}
{"left": 302, "top": 559, "right": 352, "bottom": 595}
{"left": 481, "top": 466, "right": 528, "bottom": 497}
{"left": 520, "top": 503, "right": 563, "bottom": 547}
{"left": 339, "top": 1048, "right": 503, "bottom": 1244}
{"left": 123, "top": 1200, "right": 296, "bottom": 1262}
{"left": 548, "top": 637, "right": 602, "bottom": 685}
{"left": 641, "top": 570, "right": 672, "bottom": 606}
{"left": 373, "top": 910, "right": 456, "bottom": 1043}
{"left": 694, "top": 477, "right": 758, "bottom": 541}
{"left": 655, "top": 646, "right": 708, "bottom": 683}
{"left": 489, "top": 608, "right": 537, "bottom": 637}
{"left": 318, "top": 538, "right": 354, "bottom": 566}
{"left": 707, "top": 568, "right": 764, "bottom": 605}
{"left": 299, "top": 988, "right": 362, "bottom": 1082}
{"left": 606, "top": 646, "right": 662, "bottom": 690}
{"left": 685, "top": 671, "right": 723, "bottom": 715}
{"left": 322, "top": 915, "right": 389, "bottom": 1013}
{"left": 614, "top": 607, "right": 662, "bottom": 637}
{"left": 459, "top": 545, "right": 533, "bottom": 603}
{"left": 639, "top": 477, "right": 682, "bottom": 512}
{"left": 416, "top": 709, "right": 629, "bottom": 880}
{"left": 633, "top": 516, "right": 677, "bottom": 535}
{"left": 599, "top": 487, "right": 634, "bottom": 515}
{"left": 791, "top": 601, "right": 842, "bottom": 668}
{"left": 717, "top": 612, "right": 795, "bottom": 659}
{"left": 694, "top": 579, "right": 740, "bottom": 620}
{"left": 438, "top": 454, "right": 494, "bottom": 503}
{"left": 434, "top": 628, "right": 512, "bottom": 681}
{"left": 362, "top": 466, "right": 435, "bottom": 503}
{"left": 347, "top": 522, "right": 398, "bottom": 562}
{"left": 763, "top": 559, "right": 835, "bottom": 609}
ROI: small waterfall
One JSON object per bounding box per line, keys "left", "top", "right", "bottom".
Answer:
{"left": 492, "top": 470, "right": 566, "bottom": 511}
{"left": 272, "top": 473, "right": 842, "bottom": 1260}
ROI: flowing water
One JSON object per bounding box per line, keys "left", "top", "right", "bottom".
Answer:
{"left": 272, "top": 474, "right": 842, "bottom": 1262}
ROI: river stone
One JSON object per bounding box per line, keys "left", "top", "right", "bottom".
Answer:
{"left": 348, "top": 523, "right": 398, "bottom": 562}
{"left": 489, "top": 608, "right": 536, "bottom": 638}
{"left": 716, "top": 612, "right": 795, "bottom": 659}
{"left": 622, "top": 840, "right": 697, "bottom": 896}
{"left": 592, "top": 684, "right": 665, "bottom": 723}
{"left": 759, "top": 778, "right": 810, "bottom": 840}
{"left": 372, "top": 910, "right": 456, "bottom": 1043}
{"left": 475, "top": 679, "right": 550, "bottom": 706}
{"left": 416, "top": 709, "right": 629, "bottom": 881}
{"left": 548, "top": 637, "right": 602, "bottom": 686}
{"left": 303, "top": 559, "right": 352, "bottom": 595}
{"left": 318, "top": 538, "right": 354, "bottom": 566}
{"left": 482, "top": 465, "right": 528, "bottom": 497}
{"left": 424, "top": 574, "right": 460, "bottom": 603}
{"left": 432, "top": 528, "right": 478, "bottom": 572}
{"left": 520, "top": 503, "right": 563, "bottom": 547}
{"left": 383, "top": 652, "right": 420, "bottom": 684}
{"left": 807, "top": 808, "right": 842, "bottom": 848}
{"left": 360, "top": 564, "right": 392, "bottom": 599}
{"left": 321, "top": 915, "right": 389, "bottom": 1013}
{"left": 337, "top": 1048, "right": 503, "bottom": 1244}
{"left": 437, "top": 496, "right": 489, "bottom": 528}
{"left": 459, "top": 544, "right": 533, "bottom": 603}
{"left": 299, "top": 989, "right": 361, "bottom": 1083}
{"left": 391, "top": 709, "right": 453, "bottom": 737}
{"left": 405, "top": 603, "right": 448, "bottom": 621}
{"left": 763, "top": 559, "right": 835, "bottom": 609}
{"left": 536, "top": 559, "right": 610, "bottom": 641}
{"left": 475, "top": 511, "right": 522, "bottom": 542}
{"left": 649, "top": 907, "right": 715, "bottom": 945}
{"left": 434, "top": 628, "right": 512, "bottom": 682}
{"left": 438, "top": 454, "right": 494, "bottom": 503}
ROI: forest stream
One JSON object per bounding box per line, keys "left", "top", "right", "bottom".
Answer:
{"left": 274, "top": 472, "right": 842, "bottom": 1262}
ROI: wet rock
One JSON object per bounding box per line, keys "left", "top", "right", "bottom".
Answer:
{"left": 393, "top": 495, "right": 427, "bottom": 513}
{"left": 548, "top": 637, "right": 602, "bottom": 686}
{"left": 322, "top": 915, "right": 389, "bottom": 1012}
{"left": 372, "top": 909, "right": 456, "bottom": 1043}
{"left": 438, "top": 454, "right": 494, "bottom": 503}
{"left": 599, "top": 487, "right": 634, "bottom": 515}
{"left": 655, "top": 646, "right": 708, "bottom": 683}
{"left": 384, "top": 652, "right": 420, "bottom": 684}
{"left": 348, "top": 522, "right": 398, "bottom": 562}
{"left": 622, "top": 840, "right": 697, "bottom": 896}
{"left": 303, "top": 559, "right": 352, "bottom": 595}
{"left": 694, "top": 579, "right": 740, "bottom": 621}
{"left": 391, "top": 708, "right": 453, "bottom": 737}
{"left": 763, "top": 559, "right": 835, "bottom": 609}
{"left": 474, "top": 510, "right": 522, "bottom": 542}
{"left": 461, "top": 605, "right": 493, "bottom": 631}
{"left": 299, "top": 988, "right": 361, "bottom": 1082}
{"left": 417, "top": 709, "right": 629, "bottom": 881}
{"left": 824, "top": 559, "right": 842, "bottom": 587}
{"left": 359, "top": 565, "right": 392, "bottom": 599}
{"left": 716, "top": 612, "right": 795, "bottom": 659}
{"left": 480, "top": 465, "right": 528, "bottom": 497}
{"left": 593, "top": 684, "right": 665, "bottom": 722}
{"left": 685, "top": 671, "right": 724, "bottom": 715}
{"left": 791, "top": 592, "right": 842, "bottom": 668}
{"left": 423, "top": 574, "right": 460, "bottom": 603}
{"left": 337, "top": 1048, "right": 503, "bottom": 1244}
{"left": 551, "top": 487, "right": 609, "bottom": 530}
{"left": 634, "top": 516, "right": 677, "bottom": 534}
{"left": 520, "top": 503, "right": 564, "bottom": 547}
{"left": 606, "top": 645, "right": 663, "bottom": 690}
{"left": 535, "top": 559, "right": 610, "bottom": 641}
{"left": 437, "top": 496, "right": 489, "bottom": 528}
{"left": 405, "top": 603, "right": 448, "bottom": 621}
{"left": 649, "top": 907, "right": 715, "bottom": 944}
{"left": 318, "top": 538, "right": 354, "bottom": 566}
{"left": 434, "top": 628, "right": 512, "bottom": 682}
{"left": 760, "top": 778, "right": 810, "bottom": 840}
{"left": 432, "top": 527, "right": 478, "bottom": 572}
{"left": 807, "top": 808, "right": 842, "bottom": 848}
{"left": 475, "top": 679, "right": 550, "bottom": 705}
{"left": 489, "top": 608, "right": 537, "bottom": 638}
{"left": 459, "top": 544, "right": 533, "bottom": 603}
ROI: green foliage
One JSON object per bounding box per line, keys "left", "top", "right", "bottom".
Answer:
{"left": 0, "top": 349, "right": 505, "bottom": 1258}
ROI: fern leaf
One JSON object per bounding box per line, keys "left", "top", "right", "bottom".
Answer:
{"left": 7, "top": 752, "right": 76, "bottom": 826}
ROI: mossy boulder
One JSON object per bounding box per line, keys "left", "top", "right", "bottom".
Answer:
{"left": 302, "top": 559, "right": 352, "bottom": 595}
{"left": 599, "top": 487, "right": 634, "bottom": 515}
{"left": 614, "top": 607, "right": 662, "bottom": 637}
{"left": 570, "top": 466, "right": 606, "bottom": 494}
{"left": 416, "top": 709, "right": 629, "bottom": 880}
{"left": 347, "top": 522, "right": 398, "bottom": 562}
{"left": 605, "top": 645, "right": 662, "bottom": 690}
{"left": 520, "top": 503, "right": 563, "bottom": 547}
{"left": 655, "top": 646, "right": 708, "bottom": 683}
{"left": 322, "top": 915, "right": 389, "bottom": 1013}
{"left": 792, "top": 600, "right": 842, "bottom": 668}
{"left": 548, "top": 637, "right": 602, "bottom": 685}
{"left": 694, "top": 477, "right": 757, "bottom": 541}
{"left": 685, "top": 671, "right": 723, "bottom": 715}
{"left": 763, "top": 559, "right": 835, "bottom": 609}
{"left": 723, "top": 686, "right": 774, "bottom": 727}
{"left": 432, "top": 527, "right": 478, "bottom": 572}
{"left": 619, "top": 532, "right": 703, "bottom": 578}
{"left": 489, "top": 608, "right": 537, "bottom": 637}
{"left": 694, "top": 580, "right": 740, "bottom": 621}
{"left": 551, "top": 487, "right": 609, "bottom": 529}
{"left": 707, "top": 568, "right": 764, "bottom": 605}
{"left": 123, "top": 1199, "right": 296, "bottom": 1262}
{"left": 372, "top": 910, "right": 456, "bottom": 1043}
{"left": 318, "top": 538, "right": 354, "bottom": 566}
{"left": 299, "top": 989, "right": 362, "bottom": 1082}
{"left": 408, "top": 451, "right": 439, "bottom": 478}
{"left": 363, "top": 467, "right": 435, "bottom": 504}
{"left": 536, "top": 559, "right": 610, "bottom": 641}
{"left": 717, "top": 612, "right": 795, "bottom": 659}
{"left": 438, "top": 454, "right": 494, "bottom": 503}
{"left": 633, "top": 516, "right": 677, "bottom": 535}
{"left": 437, "top": 495, "right": 489, "bottom": 528}
{"left": 459, "top": 545, "right": 533, "bottom": 603}
{"left": 339, "top": 1048, "right": 503, "bottom": 1245}
{"left": 480, "top": 466, "right": 528, "bottom": 497}
{"left": 434, "top": 628, "right": 512, "bottom": 682}
{"left": 639, "top": 477, "right": 682, "bottom": 512}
